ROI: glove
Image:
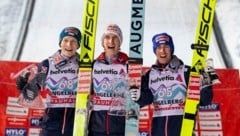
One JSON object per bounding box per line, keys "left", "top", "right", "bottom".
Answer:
{"left": 20, "top": 72, "right": 45, "bottom": 101}
{"left": 22, "top": 79, "right": 40, "bottom": 101}
{"left": 129, "top": 87, "right": 140, "bottom": 101}
{"left": 200, "top": 58, "right": 220, "bottom": 89}
{"left": 204, "top": 58, "right": 220, "bottom": 85}
{"left": 200, "top": 71, "right": 211, "bottom": 89}
{"left": 16, "top": 71, "right": 30, "bottom": 91}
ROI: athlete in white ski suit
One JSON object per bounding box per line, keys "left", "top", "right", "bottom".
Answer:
{"left": 16, "top": 27, "right": 81, "bottom": 136}
{"left": 134, "top": 33, "right": 215, "bottom": 136}
{"left": 88, "top": 24, "right": 128, "bottom": 136}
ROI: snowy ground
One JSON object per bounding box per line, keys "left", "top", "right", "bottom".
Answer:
{"left": 0, "top": 0, "right": 239, "bottom": 68}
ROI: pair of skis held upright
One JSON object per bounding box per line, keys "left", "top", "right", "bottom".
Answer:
{"left": 73, "top": 0, "right": 217, "bottom": 136}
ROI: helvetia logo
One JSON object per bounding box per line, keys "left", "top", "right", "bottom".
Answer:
{"left": 50, "top": 68, "right": 76, "bottom": 75}
{"left": 150, "top": 75, "right": 174, "bottom": 84}
{"left": 94, "top": 69, "right": 118, "bottom": 75}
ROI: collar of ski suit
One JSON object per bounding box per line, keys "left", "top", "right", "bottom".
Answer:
{"left": 152, "top": 55, "right": 183, "bottom": 71}
{"left": 51, "top": 50, "right": 80, "bottom": 69}
{"left": 96, "top": 51, "right": 128, "bottom": 65}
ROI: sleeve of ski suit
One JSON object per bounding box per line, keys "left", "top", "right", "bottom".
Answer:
{"left": 135, "top": 70, "right": 154, "bottom": 107}
{"left": 199, "top": 86, "right": 213, "bottom": 106}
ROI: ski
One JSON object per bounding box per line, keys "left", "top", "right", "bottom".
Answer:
{"left": 125, "top": 0, "right": 146, "bottom": 135}
{"left": 180, "top": 0, "right": 216, "bottom": 135}
{"left": 73, "top": 0, "right": 99, "bottom": 136}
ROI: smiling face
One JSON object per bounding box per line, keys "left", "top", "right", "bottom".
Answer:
{"left": 60, "top": 36, "right": 79, "bottom": 57}
{"left": 155, "top": 44, "right": 172, "bottom": 65}
{"left": 102, "top": 33, "right": 121, "bottom": 57}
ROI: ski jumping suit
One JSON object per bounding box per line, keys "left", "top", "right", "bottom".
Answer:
{"left": 136, "top": 58, "right": 213, "bottom": 136}
{"left": 38, "top": 50, "right": 79, "bottom": 136}
{"left": 88, "top": 52, "right": 128, "bottom": 136}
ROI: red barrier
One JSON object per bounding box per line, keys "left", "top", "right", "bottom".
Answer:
{"left": 212, "top": 69, "right": 240, "bottom": 136}
{"left": 0, "top": 61, "right": 43, "bottom": 136}
{"left": 1, "top": 61, "right": 240, "bottom": 136}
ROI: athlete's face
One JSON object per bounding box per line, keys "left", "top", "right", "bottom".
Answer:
{"left": 155, "top": 44, "right": 172, "bottom": 64}
{"left": 60, "top": 36, "right": 79, "bottom": 57}
{"left": 102, "top": 33, "right": 121, "bottom": 57}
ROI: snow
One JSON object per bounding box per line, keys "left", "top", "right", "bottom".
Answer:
{"left": 216, "top": 1, "right": 240, "bottom": 68}
{"left": 1, "top": 0, "right": 239, "bottom": 68}
{"left": 0, "top": 0, "right": 27, "bottom": 59}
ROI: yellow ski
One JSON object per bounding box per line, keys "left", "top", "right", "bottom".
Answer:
{"left": 180, "top": 0, "right": 216, "bottom": 135}
{"left": 73, "top": 0, "right": 99, "bottom": 135}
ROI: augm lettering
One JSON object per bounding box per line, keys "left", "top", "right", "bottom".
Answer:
{"left": 130, "top": 0, "right": 145, "bottom": 58}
